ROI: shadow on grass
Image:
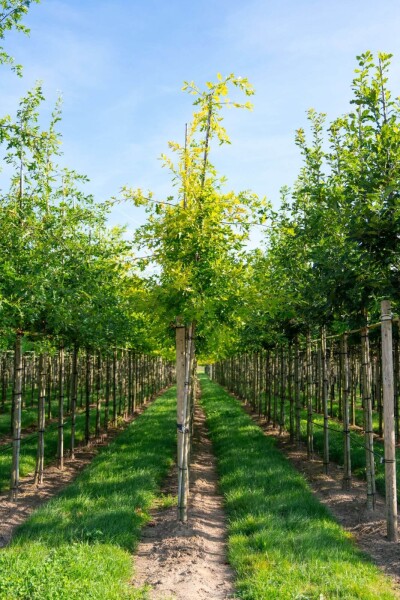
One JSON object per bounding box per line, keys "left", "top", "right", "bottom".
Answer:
{"left": 200, "top": 375, "right": 397, "bottom": 600}
{"left": 0, "top": 387, "right": 177, "bottom": 600}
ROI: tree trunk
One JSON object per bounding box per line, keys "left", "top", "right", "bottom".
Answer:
{"left": 10, "top": 332, "right": 23, "bottom": 500}
{"left": 57, "top": 345, "right": 65, "bottom": 470}
{"left": 361, "top": 318, "right": 376, "bottom": 510}
{"left": 34, "top": 353, "right": 46, "bottom": 486}
{"left": 70, "top": 344, "right": 78, "bottom": 460}
{"left": 381, "top": 300, "right": 398, "bottom": 541}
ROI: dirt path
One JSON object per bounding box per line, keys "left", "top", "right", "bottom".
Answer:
{"left": 244, "top": 406, "right": 400, "bottom": 587}
{"left": 133, "top": 405, "right": 235, "bottom": 600}
{"left": 0, "top": 402, "right": 152, "bottom": 548}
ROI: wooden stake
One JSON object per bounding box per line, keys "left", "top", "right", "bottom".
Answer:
{"left": 321, "top": 327, "right": 329, "bottom": 474}
{"left": 306, "top": 332, "right": 313, "bottom": 459}
{"left": 10, "top": 332, "right": 23, "bottom": 500}
{"left": 342, "top": 334, "right": 352, "bottom": 490}
{"left": 361, "top": 316, "right": 376, "bottom": 510}
{"left": 381, "top": 300, "right": 398, "bottom": 541}
{"left": 176, "top": 324, "right": 186, "bottom": 521}
{"left": 34, "top": 353, "right": 46, "bottom": 486}
{"left": 294, "top": 337, "right": 301, "bottom": 447}
{"left": 57, "top": 345, "right": 65, "bottom": 470}
{"left": 70, "top": 344, "right": 78, "bottom": 460}
{"left": 181, "top": 323, "right": 194, "bottom": 521}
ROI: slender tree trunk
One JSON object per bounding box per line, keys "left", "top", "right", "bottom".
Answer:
{"left": 288, "top": 344, "right": 294, "bottom": 442}
{"left": 10, "top": 332, "right": 23, "bottom": 500}
{"left": 70, "top": 344, "right": 78, "bottom": 460}
{"left": 176, "top": 323, "right": 194, "bottom": 523}
{"left": 279, "top": 347, "right": 286, "bottom": 435}
{"left": 294, "top": 337, "right": 301, "bottom": 447}
{"left": 321, "top": 327, "right": 329, "bottom": 474}
{"left": 342, "top": 334, "right": 352, "bottom": 490}
{"left": 381, "top": 300, "right": 398, "bottom": 541}
{"left": 34, "top": 353, "right": 46, "bottom": 486}
{"left": 112, "top": 349, "right": 117, "bottom": 425}
{"left": 85, "top": 349, "right": 91, "bottom": 445}
{"left": 176, "top": 324, "right": 186, "bottom": 521}
{"left": 95, "top": 352, "right": 102, "bottom": 438}
{"left": 104, "top": 354, "right": 111, "bottom": 432}
{"left": 57, "top": 345, "right": 65, "bottom": 470}
{"left": 306, "top": 332, "right": 313, "bottom": 459}
{"left": 361, "top": 318, "right": 376, "bottom": 510}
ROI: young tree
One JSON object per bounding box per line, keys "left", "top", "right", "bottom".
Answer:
{"left": 124, "top": 74, "right": 268, "bottom": 520}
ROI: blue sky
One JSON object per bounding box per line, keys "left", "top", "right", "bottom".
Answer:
{"left": 2, "top": 0, "right": 400, "bottom": 239}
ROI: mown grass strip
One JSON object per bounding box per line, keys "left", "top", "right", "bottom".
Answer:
{"left": 278, "top": 398, "right": 398, "bottom": 502}
{"left": 0, "top": 386, "right": 177, "bottom": 600}
{"left": 200, "top": 376, "right": 397, "bottom": 600}
{"left": 0, "top": 405, "right": 104, "bottom": 491}
{"left": 0, "top": 386, "right": 154, "bottom": 492}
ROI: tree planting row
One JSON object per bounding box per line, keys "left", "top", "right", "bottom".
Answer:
{"left": 200, "top": 376, "right": 397, "bottom": 600}
{"left": 0, "top": 385, "right": 178, "bottom": 600}
{"left": 3, "top": 343, "right": 174, "bottom": 498}
{"left": 209, "top": 302, "right": 399, "bottom": 540}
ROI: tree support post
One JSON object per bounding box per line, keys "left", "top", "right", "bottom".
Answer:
{"left": 321, "top": 327, "right": 329, "bottom": 474}
{"left": 342, "top": 333, "right": 352, "bottom": 489}
{"left": 381, "top": 300, "right": 398, "bottom": 541}
{"left": 10, "top": 332, "right": 23, "bottom": 501}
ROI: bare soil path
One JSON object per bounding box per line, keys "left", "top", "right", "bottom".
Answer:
{"left": 244, "top": 404, "right": 400, "bottom": 588}
{"left": 133, "top": 405, "right": 235, "bottom": 600}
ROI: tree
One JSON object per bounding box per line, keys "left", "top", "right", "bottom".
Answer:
{"left": 124, "top": 73, "right": 268, "bottom": 520}
{"left": 0, "top": 0, "right": 40, "bottom": 75}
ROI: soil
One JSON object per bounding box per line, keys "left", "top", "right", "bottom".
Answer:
{"left": 133, "top": 405, "right": 235, "bottom": 600}
{"left": 243, "top": 404, "right": 400, "bottom": 590}
{"left": 0, "top": 402, "right": 151, "bottom": 548}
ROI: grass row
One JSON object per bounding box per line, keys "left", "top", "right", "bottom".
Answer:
{"left": 0, "top": 386, "right": 155, "bottom": 492}
{"left": 0, "top": 386, "right": 177, "bottom": 599}
{"left": 0, "top": 386, "right": 132, "bottom": 440}
{"left": 251, "top": 391, "right": 397, "bottom": 502}
{"left": 277, "top": 397, "right": 398, "bottom": 502}
{"left": 200, "top": 375, "right": 397, "bottom": 600}
{"left": 0, "top": 402, "right": 107, "bottom": 491}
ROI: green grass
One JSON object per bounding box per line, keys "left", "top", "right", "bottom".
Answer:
{"left": 279, "top": 397, "right": 398, "bottom": 502}
{"left": 0, "top": 386, "right": 177, "bottom": 600}
{"left": 200, "top": 375, "right": 397, "bottom": 600}
{"left": 251, "top": 390, "right": 399, "bottom": 503}
{"left": 0, "top": 385, "right": 153, "bottom": 492}
{"left": 0, "top": 400, "right": 106, "bottom": 491}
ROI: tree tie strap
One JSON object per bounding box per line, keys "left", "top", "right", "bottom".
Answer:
{"left": 177, "top": 423, "right": 190, "bottom": 433}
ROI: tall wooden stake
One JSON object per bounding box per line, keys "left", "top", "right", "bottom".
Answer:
{"left": 342, "top": 334, "right": 352, "bottom": 490}
{"left": 176, "top": 324, "right": 186, "bottom": 521}
{"left": 70, "top": 344, "right": 78, "bottom": 459}
{"left": 294, "top": 336, "right": 301, "bottom": 447}
{"left": 34, "top": 353, "right": 46, "bottom": 485}
{"left": 57, "top": 345, "right": 65, "bottom": 470}
{"left": 321, "top": 327, "right": 329, "bottom": 474}
{"left": 306, "top": 332, "right": 313, "bottom": 459}
{"left": 381, "top": 300, "right": 398, "bottom": 541}
{"left": 10, "top": 332, "right": 23, "bottom": 500}
{"left": 361, "top": 316, "right": 376, "bottom": 510}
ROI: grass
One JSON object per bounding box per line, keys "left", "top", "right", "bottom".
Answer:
{"left": 278, "top": 397, "right": 399, "bottom": 502}
{"left": 0, "top": 385, "right": 154, "bottom": 492}
{"left": 200, "top": 375, "right": 398, "bottom": 600}
{"left": 0, "top": 386, "right": 177, "bottom": 600}
{"left": 0, "top": 400, "right": 106, "bottom": 491}
{"left": 251, "top": 390, "right": 399, "bottom": 503}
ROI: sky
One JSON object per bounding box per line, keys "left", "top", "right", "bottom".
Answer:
{"left": 2, "top": 0, "right": 400, "bottom": 240}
